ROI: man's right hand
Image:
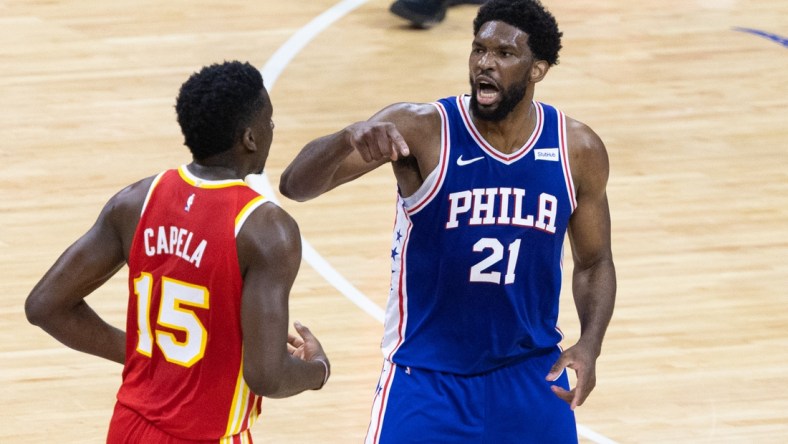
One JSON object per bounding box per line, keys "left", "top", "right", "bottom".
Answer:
{"left": 288, "top": 321, "right": 330, "bottom": 389}
{"left": 344, "top": 121, "right": 410, "bottom": 162}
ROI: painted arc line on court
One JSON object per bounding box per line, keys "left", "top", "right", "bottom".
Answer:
{"left": 257, "top": 0, "right": 385, "bottom": 323}
{"left": 731, "top": 27, "right": 788, "bottom": 48}
{"left": 253, "top": 2, "right": 617, "bottom": 443}
{"left": 244, "top": 174, "right": 385, "bottom": 323}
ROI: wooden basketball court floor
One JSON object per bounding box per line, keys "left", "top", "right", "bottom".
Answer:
{"left": 1, "top": 0, "right": 786, "bottom": 442}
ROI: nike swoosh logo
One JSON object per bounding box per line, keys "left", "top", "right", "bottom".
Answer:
{"left": 456, "top": 155, "right": 485, "bottom": 166}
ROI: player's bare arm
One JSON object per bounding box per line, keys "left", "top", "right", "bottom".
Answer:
{"left": 237, "top": 203, "right": 329, "bottom": 397}
{"left": 546, "top": 118, "right": 617, "bottom": 409}
{"left": 24, "top": 177, "right": 153, "bottom": 365}
{"left": 279, "top": 102, "right": 441, "bottom": 201}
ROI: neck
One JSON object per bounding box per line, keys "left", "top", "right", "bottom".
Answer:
{"left": 187, "top": 154, "right": 249, "bottom": 181}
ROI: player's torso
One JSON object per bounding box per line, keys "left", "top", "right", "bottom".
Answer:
{"left": 120, "top": 166, "right": 265, "bottom": 440}
{"left": 383, "top": 95, "right": 576, "bottom": 374}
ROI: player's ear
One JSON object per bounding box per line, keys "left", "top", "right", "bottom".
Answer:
{"left": 242, "top": 127, "right": 257, "bottom": 152}
{"left": 530, "top": 60, "right": 549, "bottom": 83}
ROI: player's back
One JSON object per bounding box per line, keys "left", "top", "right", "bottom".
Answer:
{"left": 119, "top": 166, "right": 268, "bottom": 440}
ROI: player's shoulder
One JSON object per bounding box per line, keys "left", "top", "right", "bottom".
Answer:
{"left": 236, "top": 200, "right": 301, "bottom": 271}
{"left": 88, "top": 173, "right": 162, "bottom": 249}
{"left": 104, "top": 174, "right": 159, "bottom": 217}
{"left": 376, "top": 101, "right": 443, "bottom": 155}
{"left": 239, "top": 201, "right": 300, "bottom": 245}
{"left": 252, "top": 200, "right": 295, "bottom": 224}
{"left": 562, "top": 115, "right": 610, "bottom": 190}
{"left": 563, "top": 115, "right": 607, "bottom": 160}
{"left": 374, "top": 101, "right": 441, "bottom": 124}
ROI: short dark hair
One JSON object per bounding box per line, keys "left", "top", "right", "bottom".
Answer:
{"left": 175, "top": 61, "right": 267, "bottom": 160}
{"left": 473, "top": 0, "right": 562, "bottom": 66}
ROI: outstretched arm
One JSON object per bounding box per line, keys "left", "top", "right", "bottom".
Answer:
{"left": 278, "top": 102, "right": 444, "bottom": 202}
{"left": 546, "top": 119, "right": 616, "bottom": 410}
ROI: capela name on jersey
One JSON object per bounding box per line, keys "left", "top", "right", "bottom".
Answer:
{"left": 142, "top": 225, "right": 207, "bottom": 268}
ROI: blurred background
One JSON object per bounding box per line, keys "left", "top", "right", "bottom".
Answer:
{"left": 1, "top": 0, "right": 786, "bottom": 442}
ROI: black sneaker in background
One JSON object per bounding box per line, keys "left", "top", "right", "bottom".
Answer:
{"left": 390, "top": 0, "right": 446, "bottom": 28}
{"left": 389, "top": 0, "right": 487, "bottom": 29}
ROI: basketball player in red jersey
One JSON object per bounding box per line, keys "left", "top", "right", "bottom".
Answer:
{"left": 25, "top": 61, "right": 330, "bottom": 443}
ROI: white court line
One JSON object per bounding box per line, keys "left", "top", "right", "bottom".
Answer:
{"left": 244, "top": 174, "right": 385, "bottom": 323}
{"left": 254, "top": 1, "right": 616, "bottom": 442}
{"left": 577, "top": 425, "right": 619, "bottom": 444}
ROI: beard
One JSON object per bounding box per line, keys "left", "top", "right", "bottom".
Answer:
{"left": 469, "top": 77, "right": 528, "bottom": 122}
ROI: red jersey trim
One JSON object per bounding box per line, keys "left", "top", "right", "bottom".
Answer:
{"left": 557, "top": 110, "right": 577, "bottom": 211}
{"left": 458, "top": 95, "right": 544, "bottom": 165}
{"left": 405, "top": 102, "right": 450, "bottom": 216}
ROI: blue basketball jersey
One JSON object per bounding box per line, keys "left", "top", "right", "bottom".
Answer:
{"left": 381, "top": 95, "right": 577, "bottom": 375}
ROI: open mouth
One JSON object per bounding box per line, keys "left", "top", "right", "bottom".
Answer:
{"left": 475, "top": 79, "right": 500, "bottom": 106}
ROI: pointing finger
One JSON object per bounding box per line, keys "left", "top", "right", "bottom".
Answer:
{"left": 386, "top": 126, "right": 410, "bottom": 160}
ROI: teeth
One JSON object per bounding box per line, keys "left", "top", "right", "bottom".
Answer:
{"left": 478, "top": 81, "right": 497, "bottom": 91}
{"left": 476, "top": 79, "right": 498, "bottom": 104}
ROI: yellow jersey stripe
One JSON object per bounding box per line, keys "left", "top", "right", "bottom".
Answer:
{"left": 234, "top": 196, "right": 267, "bottom": 237}
{"left": 140, "top": 171, "right": 166, "bottom": 216}
{"left": 224, "top": 364, "right": 246, "bottom": 437}
{"left": 177, "top": 165, "right": 247, "bottom": 189}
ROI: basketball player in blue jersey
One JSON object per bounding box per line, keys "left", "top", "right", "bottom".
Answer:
{"left": 280, "top": 0, "right": 616, "bottom": 442}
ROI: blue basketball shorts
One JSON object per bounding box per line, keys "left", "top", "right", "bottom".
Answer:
{"left": 364, "top": 347, "right": 577, "bottom": 443}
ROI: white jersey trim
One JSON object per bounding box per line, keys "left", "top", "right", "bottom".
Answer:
{"left": 402, "top": 101, "right": 450, "bottom": 216}
{"left": 364, "top": 360, "right": 398, "bottom": 444}
{"left": 234, "top": 196, "right": 269, "bottom": 238}
{"left": 178, "top": 164, "right": 247, "bottom": 188}
{"left": 140, "top": 171, "right": 166, "bottom": 217}
{"left": 458, "top": 95, "right": 544, "bottom": 165}
{"left": 557, "top": 110, "right": 577, "bottom": 211}
{"left": 381, "top": 196, "right": 412, "bottom": 361}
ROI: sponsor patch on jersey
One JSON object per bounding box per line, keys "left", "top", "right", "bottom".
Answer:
{"left": 534, "top": 148, "right": 559, "bottom": 161}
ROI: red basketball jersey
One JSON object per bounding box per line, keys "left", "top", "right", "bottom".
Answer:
{"left": 119, "top": 166, "right": 268, "bottom": 442}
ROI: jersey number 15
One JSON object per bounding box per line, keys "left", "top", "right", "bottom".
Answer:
{"left": 133, "top": 272, "right": 209, "bottom": 368}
